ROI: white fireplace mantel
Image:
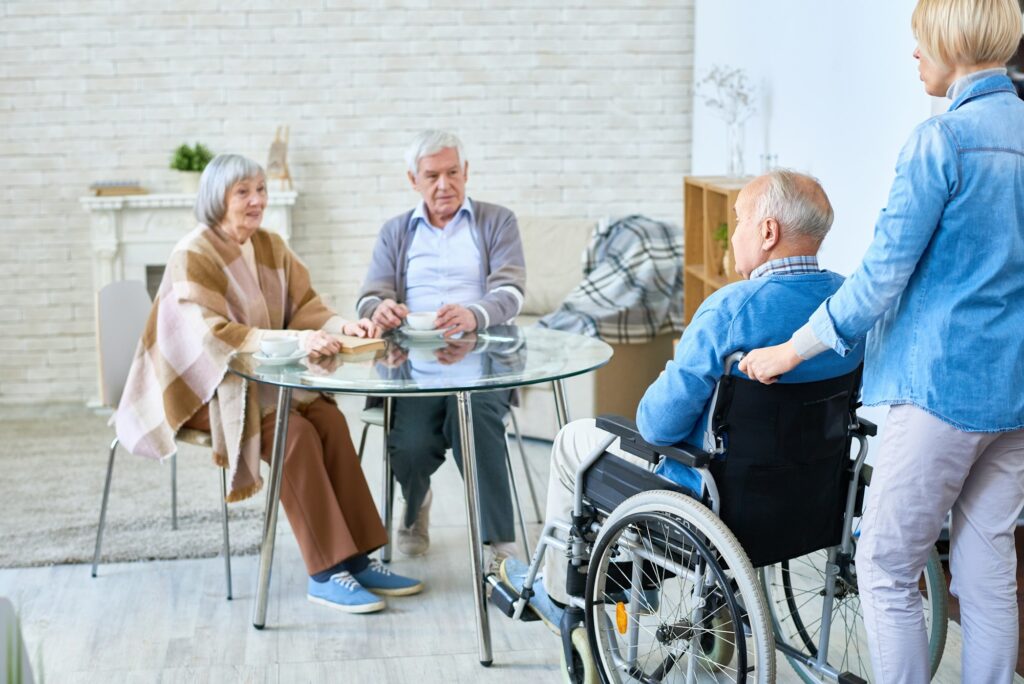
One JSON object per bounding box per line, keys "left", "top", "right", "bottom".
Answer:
{"left": 81, "top": 191, "right": 298, "bottom": 294}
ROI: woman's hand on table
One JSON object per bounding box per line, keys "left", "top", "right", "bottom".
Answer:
{"left": 305, "top": 354, "right": 343, "bottom": 375}
{"left": 342, "top": 318, "right": 380, "bottom": 339}
{"left": 738, "top": 342, "right": 802, "bottom": 385}
{"left": 303, "top": 330, "right": 343, "bottom": 358}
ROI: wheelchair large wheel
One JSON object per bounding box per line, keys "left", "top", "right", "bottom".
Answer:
{"left": 584, "top": 490, "right": 775, "bottom": 683}
{"left": 760, "top": 544, "right": 948, "bottom": 682}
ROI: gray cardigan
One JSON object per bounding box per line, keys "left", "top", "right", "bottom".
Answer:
{"left": 356, "top": 199, "right": 526, "bottom": 329}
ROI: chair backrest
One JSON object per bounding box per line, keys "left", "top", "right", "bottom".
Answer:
{"left": 708, "top": 366, "right": 863, "bottom": 567}
{"left": 96, "top": 280, "right": 153, "bottom": 408}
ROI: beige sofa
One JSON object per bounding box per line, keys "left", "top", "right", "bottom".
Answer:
{"left": 514, "top": 217, "right": 677, "bottom": 441}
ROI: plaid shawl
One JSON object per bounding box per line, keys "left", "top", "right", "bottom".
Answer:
{"left": 114, "top": 225, "right": 334, "bottom": 502}
{"left": 537, "top": 215, "right": 685, "bottom": 343}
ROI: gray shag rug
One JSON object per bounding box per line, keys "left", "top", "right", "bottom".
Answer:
{"left": 0, "top": 407, "right": 264, "bottom": 568}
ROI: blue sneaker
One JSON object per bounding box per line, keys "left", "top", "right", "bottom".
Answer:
{"left": 499, "top": 557, "right": 564, "bottom": 635}
{"left": 351, "top": 558, "right": 424, "bottom": 597}
{"left": 307, "top": 572, "right": 386, "bottom": 614}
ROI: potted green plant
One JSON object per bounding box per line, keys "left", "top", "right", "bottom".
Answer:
{"left": 713, "top": 222, "right": 733, "bottom": 278}
{"left": 170, "top": 142, "right": 214, "bottom": 193}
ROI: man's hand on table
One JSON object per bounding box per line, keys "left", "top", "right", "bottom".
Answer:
{"left": 435, "top": 334, "right": 477, "bottom": 365}
{"left": 436, "top": 304, "right": 477, "bottom": 338}
{"left": 371, "top": 299, "right": 409, "bottom": 331}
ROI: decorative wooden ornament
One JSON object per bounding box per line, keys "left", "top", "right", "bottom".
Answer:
{"left": 266, "top": 126, "right": 292, "bottom": 190}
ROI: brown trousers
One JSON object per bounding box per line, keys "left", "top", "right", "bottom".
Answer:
{"left": 185, "top": 396, "right": 387, "bottom": 575}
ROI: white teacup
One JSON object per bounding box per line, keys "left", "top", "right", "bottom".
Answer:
{"left": 406, "top": 311, "right": 437, "bottom": 331}
{"left": 259, "top": 337, "right": 299, "bottom": 357}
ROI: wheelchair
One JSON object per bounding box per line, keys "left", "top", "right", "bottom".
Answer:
{"left": 487, "top": 354, "right": 948, "bottom": 683}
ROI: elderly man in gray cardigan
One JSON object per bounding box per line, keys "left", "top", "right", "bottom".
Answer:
{"left": 357, "top": 130, "right": 526, "bottom": 568}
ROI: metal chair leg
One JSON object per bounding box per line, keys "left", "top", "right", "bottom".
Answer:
{"left": 170, "top": 451, "right": 178, "bottom": 531}
{"left": 381, "top": 397, "right": 394, "bottom": 563}
{"left": 220, "top": 468, "right": 233, "bottom": 601}
{"left": 508, "top": 409, "right": 542, "bottom": 523}
{"left": 92, "top": 437, "right": 119, "bottom": 578}
{"left": 356, "top": 422, "right": 370, "bottom": 463}
{"left": 504, "top": 439, "right": 532, "bottom": 560}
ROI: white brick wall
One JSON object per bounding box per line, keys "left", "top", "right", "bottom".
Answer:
{"left": 0, "top": 0, "right": 694, "bottom": 407}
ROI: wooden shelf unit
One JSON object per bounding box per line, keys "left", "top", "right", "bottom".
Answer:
{"left": 682, "top": 176, "right": 751, "bottom": 322}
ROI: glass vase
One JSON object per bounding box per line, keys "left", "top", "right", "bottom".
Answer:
{"left": 726, "top": 121, "right": 745, "bottom": 177}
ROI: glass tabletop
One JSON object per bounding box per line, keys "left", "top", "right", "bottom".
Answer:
{"left": 227, "top": 325, "right": 613, "bottom": 395}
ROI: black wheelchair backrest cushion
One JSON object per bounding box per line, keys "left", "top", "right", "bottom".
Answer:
{"left": 709, "top": 368, "right": 862, "bottom": 567}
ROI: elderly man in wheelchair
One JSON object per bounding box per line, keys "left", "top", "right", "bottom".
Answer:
{"left": 488, "top": 170, "right": 949, "bottom": 683}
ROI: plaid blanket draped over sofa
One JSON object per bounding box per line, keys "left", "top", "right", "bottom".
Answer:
{"left": 538, "top": 214, "right": 684, "bottom": 342}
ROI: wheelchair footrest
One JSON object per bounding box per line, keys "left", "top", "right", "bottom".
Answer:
{"left": 486, "top": 576, "right": 540, "bottom": 622}
{"left": 838, "top": 673, "right": 867, "bottom": 684}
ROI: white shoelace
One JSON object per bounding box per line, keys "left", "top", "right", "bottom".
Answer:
{"left": 367, "top": 559, "right": 394, "bottom": 576}
{"left": 329, "top": 571, "right": 361, "bottom": 591}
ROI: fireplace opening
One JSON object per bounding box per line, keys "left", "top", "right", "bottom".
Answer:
{"left": 146, "top": 265, "right": 165, "bottom": 301}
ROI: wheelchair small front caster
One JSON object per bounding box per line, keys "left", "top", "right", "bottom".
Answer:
{"left": 560, "top": 627, "right": 597, "bottom": 684}
{"left": 699, "top": 608, "right": 736, "bottom": 671}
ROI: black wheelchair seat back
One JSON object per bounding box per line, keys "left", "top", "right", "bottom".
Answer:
{"left": 709, "top": 366, "right": 863, "bottom": 567}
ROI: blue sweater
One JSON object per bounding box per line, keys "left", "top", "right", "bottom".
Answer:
{"left": 637, "top": 271, "right": 865, "bottom": 492}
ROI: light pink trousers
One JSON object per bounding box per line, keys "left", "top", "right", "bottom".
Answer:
{"left": 857, "top": 404, "right": 1024, "bottom": 684}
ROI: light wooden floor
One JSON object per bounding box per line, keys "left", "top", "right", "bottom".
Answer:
{"left": 0, "top": 403, "right": 1001, "bottom": 683}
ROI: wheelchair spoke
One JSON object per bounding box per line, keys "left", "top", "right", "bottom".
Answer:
{"left": 588, "top": 509, "right": 757, "bottom": 683}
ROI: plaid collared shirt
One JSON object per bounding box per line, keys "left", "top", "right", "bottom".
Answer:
{"left": 749, "top": 255, "right": 821, "bottom": 280}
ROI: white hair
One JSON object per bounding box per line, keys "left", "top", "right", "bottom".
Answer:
{"left": 194, "top": 154, "right": 265, "bottom": 227}
{"left": 754, "top": 169, "right": 834, "bottom": 243}
{"left": 404, "top": 129, "right": 467, "bottom": 176}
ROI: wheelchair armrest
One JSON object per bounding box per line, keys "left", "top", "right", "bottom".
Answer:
{"left": 595, "top": 414, "right": 712, "bottom": 468}
{"left": 854, "top": 417, "right": 878, "bottom": 437}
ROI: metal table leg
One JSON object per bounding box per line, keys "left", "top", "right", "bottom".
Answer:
{"left": 253, "top": 386, "right": 292, "bottom": 630}
{"left": 553, "top": 378, "right": 570, "bottom": 429}
{"left": 381, "top": 396, "right": 394, "bottom": 563}
{"left": 456, "top": 391, "right": 492, "bottom": 666}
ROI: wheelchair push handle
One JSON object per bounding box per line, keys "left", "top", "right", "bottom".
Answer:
{"left": 723, "top": 351, "right": 745, "bottom": 377}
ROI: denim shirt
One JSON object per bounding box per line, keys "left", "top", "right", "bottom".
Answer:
{"left": 809, "top": 74, "right": 1024, "bottom": 432}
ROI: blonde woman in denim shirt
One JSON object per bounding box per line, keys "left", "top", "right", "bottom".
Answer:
{"left": 741, "top": 1, "right": 1024, "bottom": 681}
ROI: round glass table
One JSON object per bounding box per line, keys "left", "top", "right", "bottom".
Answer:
{"left": 228, "top": 326, "right": 612, "bottom": 664}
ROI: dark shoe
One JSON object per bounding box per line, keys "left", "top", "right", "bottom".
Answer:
{"left": 352, "top": 558, "right": 424, "bottom": 597}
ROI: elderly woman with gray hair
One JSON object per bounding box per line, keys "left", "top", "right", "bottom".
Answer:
{"left": 116, "top": 154, "right": 422, "bottom": 614}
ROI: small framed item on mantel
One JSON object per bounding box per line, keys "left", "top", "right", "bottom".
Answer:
{"left": 267, "top": 125, "right": 293, "bottom": 191}
{"left": 89, "top": 181, "right": 148, "bottom": 197}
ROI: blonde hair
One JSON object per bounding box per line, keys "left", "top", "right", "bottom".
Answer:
{"left": 912, "top": 0, "right": 1023, "bottom": 67}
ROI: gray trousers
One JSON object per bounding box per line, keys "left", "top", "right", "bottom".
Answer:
{"left": 387, "top": 390, "right": 515, "bottom": 543}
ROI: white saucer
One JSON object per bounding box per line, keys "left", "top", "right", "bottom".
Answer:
{"left": 401, "top": 327, "right": 446, "bottom": 339}
{"left": 253, "top": 349, "right": 308, "bottom": 366}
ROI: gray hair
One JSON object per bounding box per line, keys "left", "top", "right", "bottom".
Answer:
{"left": 404, "top": 129, "right": 467, "bottom": 176}
{"left": 754, "top": 169, "right": 834, "bottom": 242}
{"left": 194, "top": 154, "right": 265, "bottom": 227}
